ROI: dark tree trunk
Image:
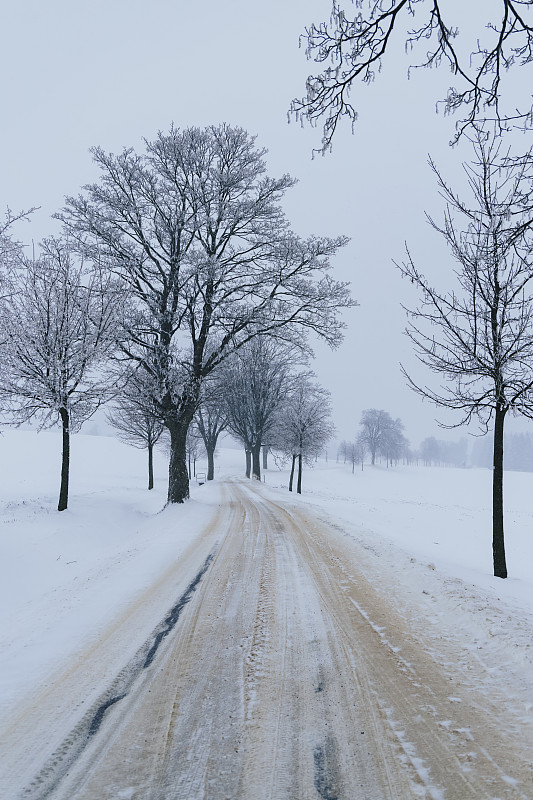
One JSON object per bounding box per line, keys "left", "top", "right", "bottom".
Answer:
{"left": 148, "top": 441, "right": 154, "bottom": 490}
{"left": 492, "top": 405, "right": 508, "bottom": 578}
{"left": 252, "top": 444, "right": 261, "bottom": 480}
{"left": 58, "top": 407, "right": 70, "bottom": 512}
{"left": 262, "top": 446, "right": 268, "bottom": 470}
{"left": 245, "top": 449, "right": 251, "bottom": 478}
{"left": 297, "top": 452, "right": 303, "bottom": 494}
{"left": 289, "top": 454, "right": 296, "bottom": 491}
{"left": 207, "top": 446, "right": 215, "bottom": 480}
{"left": 167, "top": 420, "right": 191, "bottom": 504}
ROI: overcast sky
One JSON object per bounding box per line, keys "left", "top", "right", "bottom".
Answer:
{"left": 2, "top": 0, "right": 532, "bottom": 448}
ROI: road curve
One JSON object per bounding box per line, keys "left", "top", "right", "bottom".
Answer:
{"left": 17, "top": 480, "right": 533, "bottom": 799}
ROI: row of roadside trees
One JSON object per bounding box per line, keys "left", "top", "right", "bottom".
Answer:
{"left": 0, "top": 125, "right": 350, "bottom": 509}
{"left": 107, "top": 335, "right": 335, "bottom": 494}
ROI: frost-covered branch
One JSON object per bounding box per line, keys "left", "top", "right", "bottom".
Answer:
{"left": 291, "top": 1, "right": 533, "bottom": 150}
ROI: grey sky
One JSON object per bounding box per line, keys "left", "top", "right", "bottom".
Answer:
{"left": 3, "top": 0, "right": 530, "bottom": 449}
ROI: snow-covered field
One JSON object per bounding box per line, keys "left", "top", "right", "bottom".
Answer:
{"left": 262, "top": 451, "right": 533, "bottom": 609}
{"left": 0, "top": 430, "right": 531, "bottom": 752}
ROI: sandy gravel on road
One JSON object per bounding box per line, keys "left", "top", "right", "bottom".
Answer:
{"left": 13, "top": 480, "right": 533, "bottom": 799}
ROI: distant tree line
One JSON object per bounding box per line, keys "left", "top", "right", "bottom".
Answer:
{"left": 471, "top": 432, "right": 533, "bottom": 472}
{"left": 340, "top": 425, "right": 533, "bottom": 473}
{"left": 418, "top": 437, "right": 468, "bottom": 468}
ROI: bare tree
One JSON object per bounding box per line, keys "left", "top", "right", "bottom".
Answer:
{"left": 420, "top": 436, "right": 441, "bottom": 466}
{"left": 58, "top": 124, "right": 352, "bottom": 504}
{"left": 186, "top": 424, "right": 204, "bottom": 480}
{"left": 339, "top": 439, "right": 364, "bottom": 472}
{"left": 195, "top": 390, "right": 227, "bottom": 481}
{"left": 338, "top": 439, "right": 349, "bottom": 463}
{"left": 274, "top": 376, "right": 334, "bottom": 493}
{"left": 0, "top": 238, "right": 119, "bottom": 510}
{"left": 380, "top": 417, "right": 408, "bottom": 466}
{"left": 355, "top": 431, "right": 368, "bottom": 470}
{"left": 398, "top": 131, "right": 533, "bottom": 578}
{"left": 107, "top": 372, "right": 165, "bottom": 490}
{"left": 359, "top": 409, "right": 403, "bottom": 465}
{"left": 220, "top": 338, "right": 294, "bottom": 480}
{"left": 291, "top": 1, "right": 533, "bottom": 150}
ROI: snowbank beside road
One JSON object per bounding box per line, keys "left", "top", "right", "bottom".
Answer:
{"left": 0, "top": 430, "right": 222, "bottom": 725}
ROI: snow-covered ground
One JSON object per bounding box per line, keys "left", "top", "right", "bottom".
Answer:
{"left": 0, "top": 430, "right": 531, "bottom": 740}
{"left": 0, "top": 429, "right": 220, "bottom": 723}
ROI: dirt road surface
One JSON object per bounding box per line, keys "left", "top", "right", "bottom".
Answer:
{"left": 4, "top": 479, "right": 532, "bottom": 799}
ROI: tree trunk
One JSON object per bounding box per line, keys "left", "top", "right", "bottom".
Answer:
{"left": 207, "top": 445, "right": 215, "bottom": 481}
{"left": 492, "top": 405, "right": 508, "bottom": 578}
{"left": 252, "top": 444, "right": 261, "bottom": 481}
{"left": 262, "top": 446, "right": 268, "bottom": 470}
{"left": 297, "top": 452, "right": 303, "bottom": 494}
{"left": 58, "top": 407, "right": 70, "bottom": 512}
{"left": 245, "top": 449, "right": 251, "bottom": 479}
{"left": 289, "top": 454, "right": 296, "bottom": 491}
{"left": 167, "top": 420, "right": 191, "bottom": 504}
{"left": 148, "top": 441, "right": 154, "bottom": 490}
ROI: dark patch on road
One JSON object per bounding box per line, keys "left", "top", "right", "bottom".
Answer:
{"left": 143, "top": 552, "right": 214, "bottom": 668}
{"left": 22, "top": 548, "right": 216, "bottom": 800}
{"left": 88, "top": 693, "right": 127, "bottom": 737}
{"left": 314, "top": 737, "right": 340, "bottom": 800}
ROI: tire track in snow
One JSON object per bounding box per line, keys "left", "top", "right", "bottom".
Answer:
{"left": 20, "top": 551, "right": 216, "bottom": 800}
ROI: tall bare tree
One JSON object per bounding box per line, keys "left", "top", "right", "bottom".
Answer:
{"left": 359, "top": 408, "right": 403, "bottom": 465}
{"left": 58, "top": 125, "right": 352, "bottom": 504}
{"left": 107, "top": 372, "right": 166, "bottom": 490}
{"left": 274, "top": 376, "right": 334, "bottom": 493}
{"left": 195, "top": 392, "right": 227, "bottom": 481}
{"left": 291, "top": 1, "right": 533, "bottom": 150}
{"left": 420, "top": 436, "right": 442, "bottom": 466}
{"left": 0, "top": 238, "right": 119, "bottom": 510}
{"left": 220, "top": 337, "right": 294, "bottom": 480}
{"left": 398, "top": 131, "right": 533, "bottom": 578}
{"left": 186, "top": 424, "right": 204, "bottom": 480}
{"left": 380, "top": 417, "right": 408, "bottom": 466}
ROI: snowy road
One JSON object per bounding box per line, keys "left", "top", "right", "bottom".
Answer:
{"left": 5, "top": 479, "right": 533, "bottom": 799}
